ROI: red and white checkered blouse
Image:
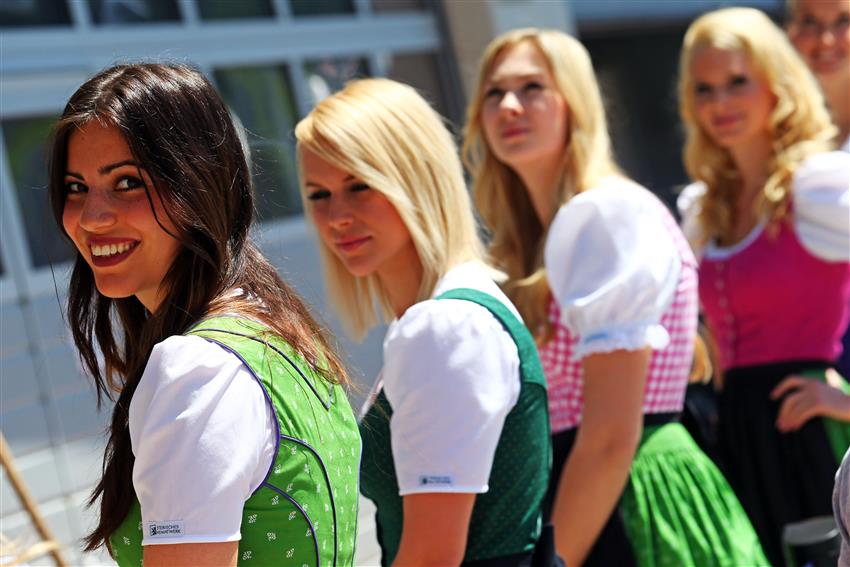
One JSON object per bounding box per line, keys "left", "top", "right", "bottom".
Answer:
{"left": 539, "top": 196, "right": 699, "bottom": 434}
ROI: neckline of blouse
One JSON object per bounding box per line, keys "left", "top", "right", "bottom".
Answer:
{"left": 704, "top": 221, "right": 767, "bottom": 260}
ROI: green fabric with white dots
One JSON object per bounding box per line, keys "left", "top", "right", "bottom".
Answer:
{"left": 621, "top": 422, "right": 769, "bottom": 567}
{"left": 109, "top": 317, "right": 361, "bottom": 567}
{"left": 359, "top": 288, "right": 551, "bottom": 565}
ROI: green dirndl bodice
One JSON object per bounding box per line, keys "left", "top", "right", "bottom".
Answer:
{"left": 109, "top": 317, "right": 361, "bottom": 567}
{"left": 359, "top": 288, "right": 552, "bottom": 566}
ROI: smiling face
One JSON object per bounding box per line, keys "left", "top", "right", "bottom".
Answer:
{"left": 689, "top": 46, "right": 776, "bottom": 149}
{"left": 789, "top": 0, "right": 850, "bottom": 78}
{"left": 300, "top": 149, "right": 419, "bottom": 283}
{"left": 62, "top": 121, "right": 181, "bottom": 312}
{"left": 479, "top": 41, "right": 570, "bottom": 174}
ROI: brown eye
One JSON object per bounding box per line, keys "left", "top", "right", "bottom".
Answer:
{"left": 116, "top": 176, "right": 145, "bottom": 191}
{"left": 65, "top": 181, "right": 86, "bottom": 195}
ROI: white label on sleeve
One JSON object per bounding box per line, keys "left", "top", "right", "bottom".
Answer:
{"left": 147, "top": 521, "right": 185, "bottom": 538}
{"left": 419, "top": 475, "right": 454, "bottom": 487}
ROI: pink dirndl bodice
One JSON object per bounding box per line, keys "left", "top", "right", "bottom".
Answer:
{"left": 699, "top": 220, "right": 850, "bottom": 371}
{"left": 538, "top": 203, "right": 699, "bottom": 433}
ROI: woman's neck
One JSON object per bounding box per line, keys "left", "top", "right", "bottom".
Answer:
{"left": 514, "top": 160, "right": 563, "bottom": 230}
{"left": 380, "top": 255, "right": 425, "bottom": 319}
{"left": 728, "top": 136, "right": 772, "bottom": 205}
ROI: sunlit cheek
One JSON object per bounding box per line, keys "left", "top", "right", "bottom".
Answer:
{"left": 62, "top": 204, "right": 84, "bottom": 252}
{"left": 480, "top": 112, "right": 497, "bottom": 142}
{"left": 308, "top": 208, "right": 333, "bottom": 245}
{"left": 695, "top": 108, "right": 714, "bottom": 134}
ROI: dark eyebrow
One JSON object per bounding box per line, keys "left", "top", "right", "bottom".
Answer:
{"left": 100, "top": 160, "right": 143, "bottom": 175}
{"left": 64, "top": 160, "right": 145, "bottom": 179}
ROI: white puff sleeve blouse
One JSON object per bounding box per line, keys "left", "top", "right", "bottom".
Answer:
{"left": 792, "top": 151, "right": 850, "bottom": 262}
{"left": 381, "top": 263, "right": 521, "bottom": 496}
{"left": 544, "top": 179, "right": 682, "bottom": 359}
{"left": 130, "top": 334, "right": 276, "bottom": 545}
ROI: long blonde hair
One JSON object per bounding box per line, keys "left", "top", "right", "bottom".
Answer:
{"left": 678, "top": 7, "right": 836, "bottom": 245}
{"left": 296, "top": 78, "right": 486, "bottom": 339}
{"left": 462, "top": 28, "right": 620, "bottom": 340}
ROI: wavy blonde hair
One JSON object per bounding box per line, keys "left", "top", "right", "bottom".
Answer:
{"left": 463, "top": 28, "right": 620, "bottom": 341}
{"left": 296, "top": 78, "right": 486, "bottom": 339}
{"left": 678, "top": 7, "right": 836, "bottom": 245}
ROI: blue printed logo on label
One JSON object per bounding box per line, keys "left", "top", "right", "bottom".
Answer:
{"left": 419, "top": 475, "right": 453, "bottom": 486}
{"left": 148, "top": 521, "right": 185, "bottom": 538}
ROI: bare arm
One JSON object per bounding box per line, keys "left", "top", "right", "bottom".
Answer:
{"left": 551, "top": 347, "right": 650, "bottom": 567}
{"left": 391, "top": 492, "right": 476, "bottom": 567}
{"left": 144, "top": 542, "right": 238, "bottom": 567}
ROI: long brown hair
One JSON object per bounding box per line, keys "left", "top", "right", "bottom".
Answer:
{"left": 47, "top": 63, "right": 347, "bottom": 551}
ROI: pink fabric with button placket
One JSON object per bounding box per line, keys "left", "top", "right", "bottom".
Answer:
{"left": 700, "top": 219, "right": 850, "bottom": 371}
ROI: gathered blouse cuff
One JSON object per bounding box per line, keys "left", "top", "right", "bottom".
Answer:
{"left": 575, "top": 323, "right": 671, "bottom": 359}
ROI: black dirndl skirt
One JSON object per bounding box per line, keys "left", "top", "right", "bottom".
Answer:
{"left": 719, "top": 360, "right": 847, "bottom": 567}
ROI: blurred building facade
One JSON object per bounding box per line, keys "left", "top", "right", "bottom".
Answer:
{"left": 0, "top": 0, "right": 780, "bottom": 563}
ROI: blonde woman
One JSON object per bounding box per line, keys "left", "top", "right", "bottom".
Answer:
{"left": 678, "top": 8, "right": 850, "bottom": 565}
{"left": 788, "top": 0, "right": 850, "bottom": 385}
{"left": 464, "top": 28, "right": 765, "bottom": 567}
{"left": 787, "top": 0, "right": 850, "bottom": 151}
{"left": 295, "top": 78, "right": 552, "bottom": 567}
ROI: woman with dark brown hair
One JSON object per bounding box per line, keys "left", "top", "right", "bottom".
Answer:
{"left": 49, "top": 62, "right": 361, "bottom": 567}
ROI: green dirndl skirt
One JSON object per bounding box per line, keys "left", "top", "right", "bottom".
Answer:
{"left": 622, "top": 422, "right": 769, "bottom": 567}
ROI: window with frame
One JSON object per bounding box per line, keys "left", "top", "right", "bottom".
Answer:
{"left": 303, "top": 57, "right": 370, "bottom": 105}
{"left": 0, "top": 0, "right": 71, "bottom": 27}
{"left": 386, "top": 51, "right": 455, "bottom": 124}
{"left": 214, "top": 65, "right": 303, "bottom": 221}
{"left": 289, "top": 0, "right": 354, "bottom": 17}
{"left": 87, "top": 0, "right": 181, "bottom": 25}
{"left": 197, "top": 0, "right": 275, "bottom": 21}
{"left": 3, "top": 116, "right": 74, "bottom": 269}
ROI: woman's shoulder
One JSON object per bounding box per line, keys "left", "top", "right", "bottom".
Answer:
{"left": 556, "top": 177, "right": 674, "bottom": 235}
{"left": 549, "top": 177, "right": 675, "bottom": 246}
{"left": 391, "top": 292, "right": 506, "bottom": 348}
{"left": 138, "top": 333, "right": 247, "bottom": 394}
{"left": 571, "top": 176, "right": 660, "bottom": 208}
{"left": 431, "top": 261, "right": 520, "bottom": 317}
{"left": 385, "top": 263, "right": 519, "bottom": 364}
{"left": 791, "top": 151, "right": 850, "bottom": 262}
{"left": 150, "top": 333, "right": 239, "bottom": 366}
